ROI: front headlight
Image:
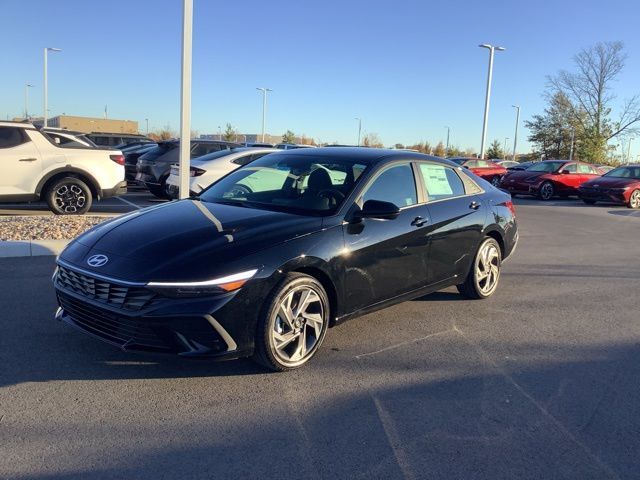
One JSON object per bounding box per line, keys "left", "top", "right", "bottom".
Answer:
{"left": 146, "top": 269, "right": 258, "bottom": 298}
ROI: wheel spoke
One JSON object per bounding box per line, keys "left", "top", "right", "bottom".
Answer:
{"left": 295, "top": 289, "right": 318, "bottom": 317}
{"left": 303, "top": 312, "right": 323, "bottom": 337}
{"left": 277, "top": 304, "right": 294, "bottom": 329}
{"left": 274, "top": 331, "right": 299, "bottom": 351}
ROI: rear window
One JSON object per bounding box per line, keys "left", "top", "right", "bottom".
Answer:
{"left": 0, "top": 127, "right": 29, "bottom": 148}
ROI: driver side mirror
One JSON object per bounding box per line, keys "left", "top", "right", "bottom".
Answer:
{"left": 353, "top": 200, "right": 400, "bottom": 221}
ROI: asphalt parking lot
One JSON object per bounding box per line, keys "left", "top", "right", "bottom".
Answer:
{"left": 1, "top": 198, "right": 640, "bottom": 479}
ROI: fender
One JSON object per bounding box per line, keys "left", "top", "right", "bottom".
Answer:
{"left": 35, "top": 166, "right": 103, "bottom": 198}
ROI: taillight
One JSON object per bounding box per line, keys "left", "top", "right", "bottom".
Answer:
{"left": 505, "top": 199, "right": 516, "bottom": 217}
{"left": 190, "top": 167, "right": 206, "bottom": 177}
{"left": 110, "top": 154, "right": 125, "bottom": 166}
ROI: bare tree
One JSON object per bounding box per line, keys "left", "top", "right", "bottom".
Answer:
{"left": 550, "top": 41, "right": 640, "bottom": 143}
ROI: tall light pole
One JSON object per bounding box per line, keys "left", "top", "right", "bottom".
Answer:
{"left": 511, "top": 105, "right": 520, "bottom": 161}
{"left": 503, "top": 137, "right": 509, "bottom": 160}
{"left": 24, "top": 83, "right": 34, "bottom": 120}
{"left": 569, "top": 127, "right": 575, "bottom": 160}
{"left": 178, "top": 0, "right": 193, "bottom": 200}
{"left": 478, "top": 44, "right": 505, "bottom": 159}
{"left": 627, "top": 138, "right": 634, "bottom": 164}
{"left": 43, "top": 47, "right": 62, "bottom": 127}
{"left": 145, "top": 118, "right": 149, "bottom": 135}
{"left": 256, "top": 87, "right": 272, "bottom": 143}
{"left": 444, "top": 126, "right": 450, "bottom": 157}
{"left": 355, "top": 117, "right": 362, "bottom": 146}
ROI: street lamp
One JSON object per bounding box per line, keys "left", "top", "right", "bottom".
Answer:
{"left": 478, "top": 44, "right": 505, "bottom": 159}
{"left": 178, "top": 0, "right": 193, "bottom": 200}
{"left": 256, "top": 87, "right": 272, "bottom": 143}
{"left": 569, "top": 127, "right": 575, "bottom": 160}
{"left": 145, "top": 118, "right": 149, "bottom": 135}
{"left": 444, "top": 126, "right": 450, "bottom": 156}
{"left": 503, "top": 137, "right": 509, "bottom": 159}
{"left": 24, "top": 83, "right": 34, "bottom": 120}
{"left": 43, "top": 47, "right": 62, "bottom": 127}
{"left": 217, "top": 125, "right": 222, "bottom": 141}
{"left": 355, "top": 117, "right": 362, "bottom": 146}
{"left": 511, "top": 105, "right": 520, "bottom": 161}
{"left": 627, "top": 138, "right": 634, "bottom": 164}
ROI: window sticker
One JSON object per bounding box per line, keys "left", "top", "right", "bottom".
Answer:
{"left": 421, "top": 164, "right": 453, "bottom": 196}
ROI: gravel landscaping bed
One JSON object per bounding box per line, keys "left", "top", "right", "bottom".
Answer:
{"left": 0, "top": 216, "right": 111, "bottom": 241}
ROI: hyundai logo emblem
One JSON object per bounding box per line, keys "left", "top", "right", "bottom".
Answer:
{"left": 87, "top": 254, "right": 109, "bottom": 267}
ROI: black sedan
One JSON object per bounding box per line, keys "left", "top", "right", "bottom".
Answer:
{"left": 53, "top": 148, "right": 518, "bottom": 371}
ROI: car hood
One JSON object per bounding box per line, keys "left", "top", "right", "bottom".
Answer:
{"left": 60, "top": 200, "right": 323, "bottom": 282}
{"left": 580, "top": 177, "right": 639, "bottom": 188}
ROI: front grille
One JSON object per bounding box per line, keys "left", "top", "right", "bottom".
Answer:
{"left": 55, "top": 265, "right": 157, "bottom": 311}
{"left": 58, "top": 292, "right": 169, "bottom": 351}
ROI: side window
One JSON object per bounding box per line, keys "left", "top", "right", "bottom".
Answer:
{"left": 419, "top": 163, "right": 466, "bottom": 201}
{"left": 562, "top": 163, "right": 577, "bottom": 173}
{"left": 465, "top": 160, "right": 478, "bottom": 168}
{"left": 361, "top": 163, "right": 417, "bottom": 207}
{"left": 0, "top": 127, "right": 29, "bottom": 148}
{"left": 577, "top": 163, "right": 593, "bottom": 174}
{"left": 476, "top": 160, "right": 489, "bottom": 167}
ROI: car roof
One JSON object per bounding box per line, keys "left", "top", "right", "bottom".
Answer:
{"left": 273, "top": 146, "right": 450, "bottom": 166}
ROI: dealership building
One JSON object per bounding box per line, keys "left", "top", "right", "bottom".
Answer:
{"left": 28, "top": 115, "right": 139, "bottom": 134}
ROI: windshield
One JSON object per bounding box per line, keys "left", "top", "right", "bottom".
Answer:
{"left": 447, "top": 158, "right": 468, "bottom": 165}
{"left": 526, "top": 161, "right": 566, "bottom": 172}
{"left": 604, "top": 166, "right": 640, "bottom": 179}
{"left": 199, "top": 154, "right": 369, "bottom": 215}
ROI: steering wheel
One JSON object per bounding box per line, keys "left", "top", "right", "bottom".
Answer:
{"left": 317, "top": 189, "right": 345, "bottom": 207}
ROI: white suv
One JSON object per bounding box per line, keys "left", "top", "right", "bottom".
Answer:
{"left": 0, "top": 121, "right": 126, "bottom": 214}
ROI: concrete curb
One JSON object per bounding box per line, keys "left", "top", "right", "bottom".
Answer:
{"left": 0, "top": 239, "right": 70, "bottom": 258}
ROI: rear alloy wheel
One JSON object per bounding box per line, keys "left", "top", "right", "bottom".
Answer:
{"left": 491, "top": 176, "right": 502, "bottom": 187}
{"left": 253, "top": 273, "right": 329, "bottom": 371}
{"left": 457, "top": 237, "right": 502, "bottom": 299}
{"left": 539, "top": 181, "right": 555, "bottom": 201}
{"left": 45, "top": 177, "right": 92, "bottom": 215}
{"left": 628, "top": 189, "right": 640, "bottom": 209}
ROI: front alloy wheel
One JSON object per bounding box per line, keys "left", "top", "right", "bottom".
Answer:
{"left": 254, "top": 273, "right": 329, "bottom": 371}
{"left": 457, "top": 237, "right": 502, "bottom": 299}
{"left": 628, "top": 189, "right": 640, "bottom": 209}
{"left": 539, "top": 181, "right": 555, "bottom": 201}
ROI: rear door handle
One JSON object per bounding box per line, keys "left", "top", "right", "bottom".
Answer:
{"left": 469, "top": 201, "right": 480, "bottom": 210}
{"left": 411, "top": 216, "right": 427, "bottom": 227}
{"left": 19, "top": 157, "right": 38, "bottom": 162}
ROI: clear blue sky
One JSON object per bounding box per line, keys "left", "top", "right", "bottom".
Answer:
{"left": 2, "top": 0, "right": 640, "bottom": 155}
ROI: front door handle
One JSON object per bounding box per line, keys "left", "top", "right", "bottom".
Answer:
{"left": 469, "top": 201, "right": 480, "bottom": 210}
{"left": 19, "top": 157, "right": 38, "bottom": 162}
{"left": 411, "top": 216, "right": 427, "bottom": 227}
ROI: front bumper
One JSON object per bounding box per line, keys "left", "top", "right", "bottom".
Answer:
{"left": 52, "top": 264, "right": 261, "bottom": 359}
{"left": 578, "top": 188, "right": 627, "bottom": 204}
{"left": 101, "top": 181, "right": 128, "bottom": 199}
{"left": 501, "top": 181, "right": 540, "bottom": 196}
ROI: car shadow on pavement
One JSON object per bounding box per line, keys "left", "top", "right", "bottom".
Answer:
{"left": 4, "top": 342, "right": 640, "bottom": 480}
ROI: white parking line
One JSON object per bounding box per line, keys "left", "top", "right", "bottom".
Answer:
{"left": 116, "top": 196, "right": 142, "bottom": 210}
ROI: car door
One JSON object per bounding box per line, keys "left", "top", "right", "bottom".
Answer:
{"left": 0, "top": 126, "right": 43, "bottom": 196}
{"left": 417, "top": 162, "right": 486, "bottom": 285}
{"left": 578, "top": 163, "right": 600, "bottom": 186}
{"left": 556, "top": 162, "right": 580, "bottom": 193}
{"left": 342, "top": 162, "right": 431, "bottom": 312}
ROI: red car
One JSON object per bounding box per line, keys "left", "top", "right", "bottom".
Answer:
{"left": 500, "top": 160, "right": 600, "bottom": 200}
{"left": 578, "top": 165, "right": 640, "bottom": 208}
{"left": 448, "top": 157, "right": 507, "bottom": 186}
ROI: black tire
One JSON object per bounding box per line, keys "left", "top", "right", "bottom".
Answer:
{"left": 253, "top": 273, "right": 330, "bottom": 372}
{"left": 457, "top": 237, "right": 502, "bottom": 300}
{"left": 45, "top": 177, "right": 92, "bottom": 215}
{"left": 582, "top": 199, "right": 596, "bottom": 205}
{"left": 148, "top": 177, "right": 171, "bottom": 199}
{"left": 538, "top": 181, "right": 555, "bottom": 201}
